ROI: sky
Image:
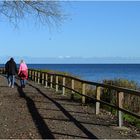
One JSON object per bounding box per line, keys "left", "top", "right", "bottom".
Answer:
{"left": 0, "top": 1, "right": 140, "bottom": 63}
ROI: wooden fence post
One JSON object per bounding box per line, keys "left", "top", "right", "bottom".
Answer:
{"left": 42, "top": 72, "right": 44, "bottom": 85}
{"left": 95, "top": 86, "right": 101, "bottom": 115}
{"left": 33, "top": 71, "right": 35, "bottom": 81}
{"left": 32, "top": 70, "right": 34, "bottom": 81}
{"left": 82, "top": 83, "right": 86, "bottom": 104}
{"left": 50, "top": 75, "right": 53, "bottom": 88}
{"left": 28, "top": 70, "right": 30, "bottom": 79}
{"left": 31, "top": 70, "right": 32, "bottom": 80}
{"left": 45, "top": 73, "right": 48, "bottom": 88}
{"left": 56, "top": 76, "right": 58, "bottom": 92}
{"left": 71, "top": 79, "right": 74, "bottom": 100}
{"left": 62, "top": 77, "right": 66, "bottom": 95}
{"left": 35, "top": 71, "right": 37, "bottom": 82}
{"left": 117, "top": 92, "right": 124, "bottom": 127}
{"left": 34, "top": 71, "right": 36, "bottom": 81}
{"left": 30, "top": 70, "right": 32, "bottom": 79}
{"left": 38, "top": 72, "right": 40, "bottom": 84}
{"left": 31, "top": 70, "right": 33, "bottom": 80}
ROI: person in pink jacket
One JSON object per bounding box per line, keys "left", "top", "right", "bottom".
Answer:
{"left": 18, "top": 60, "right": 28, "bottom": 88}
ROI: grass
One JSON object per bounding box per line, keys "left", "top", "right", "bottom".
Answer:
{"left": 123, "top": 114, "right": 140, "bottom": 128}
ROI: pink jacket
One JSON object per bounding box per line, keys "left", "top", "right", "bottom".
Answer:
{"left": 18, "top": 63, "right": 28, "bottom": 79}
{"left": 19, "top": 63, "right": 28, "bottom": 71}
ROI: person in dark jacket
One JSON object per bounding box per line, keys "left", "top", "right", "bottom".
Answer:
{"left": 5, "top": 57, "right": 17, "bottom": 88}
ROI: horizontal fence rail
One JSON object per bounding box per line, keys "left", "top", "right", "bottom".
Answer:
{"left": 0, "top": 67, "right": 140, "bottom": 127}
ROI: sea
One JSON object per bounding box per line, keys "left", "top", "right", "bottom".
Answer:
{"left": 1, "top": 64, "right": 140, "bottom": 84}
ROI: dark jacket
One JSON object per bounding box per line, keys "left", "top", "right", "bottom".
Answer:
{"left": 5, "top": 58, "right": 17, "bottom": 75}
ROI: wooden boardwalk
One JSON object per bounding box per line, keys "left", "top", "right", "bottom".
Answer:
{"left": 0, "top": 75, "right": 139, "bottom": 139}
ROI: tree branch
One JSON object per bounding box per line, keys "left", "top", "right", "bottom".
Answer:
{"left": 0, "top": 0, "right": 64, "bottom": 27}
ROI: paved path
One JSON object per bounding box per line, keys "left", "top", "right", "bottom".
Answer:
{"left": 0, "top": 75, "right": 139, "bottom": 139}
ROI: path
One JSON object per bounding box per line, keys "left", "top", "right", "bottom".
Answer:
{"left": 0, "top": 75, "right": 139, "bottom": 139}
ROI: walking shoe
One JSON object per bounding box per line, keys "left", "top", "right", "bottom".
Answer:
{"left": 11, "top": 85, "right": 14, "bottom": 88}
{"left": 8, "top": 83, "right": 11, "bottom": 87}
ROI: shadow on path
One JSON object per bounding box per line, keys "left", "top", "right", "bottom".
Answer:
{"left": 28, "top": 83, "right": 98, "bottom": 139}
{"left": 15, "top": 83, "right": 54, "bottom": 139}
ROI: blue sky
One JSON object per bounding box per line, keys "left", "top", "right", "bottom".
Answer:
{"left": 0, "top": 1, "right": 140, "bottom": 63}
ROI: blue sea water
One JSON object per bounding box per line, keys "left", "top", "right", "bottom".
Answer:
{"left": 27, "top": 64, "right": 140, "bottom": 84}
{"left": 1, "top": 64, "right": 140, "bottom": 83}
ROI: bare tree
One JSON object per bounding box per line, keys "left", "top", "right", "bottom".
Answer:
{"left": 0, "top": 0, "right": 64, "bottom": 27}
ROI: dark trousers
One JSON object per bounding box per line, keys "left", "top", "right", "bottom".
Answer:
{"left": 20, "top": 79, "right": 27, "bottom": 87}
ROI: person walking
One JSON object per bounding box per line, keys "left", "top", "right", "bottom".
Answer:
{"left": 18, "top": 60, "right": 28, "bottom": 88}
{"left": 5, "top": 57, "right": 17, "bottom": 88}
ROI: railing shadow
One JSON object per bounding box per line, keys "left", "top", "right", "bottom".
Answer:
{"left": 28, "top": 83, "right": 98, "bottom": 139}
{"left": 41, "top": 117, "right": 116, "bottom": 127}
{"left": 15, "top": 83, "right": 54, "bottom": 139}
{"left": 37, "top": 108, "right": 94, "bottom": 115}
{"left": 35, "top": 100, "right": 83, "bottom": 106}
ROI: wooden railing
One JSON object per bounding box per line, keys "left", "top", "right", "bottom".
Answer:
{"left": 0, "top": 67, "right": 140, "bottom": 127}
